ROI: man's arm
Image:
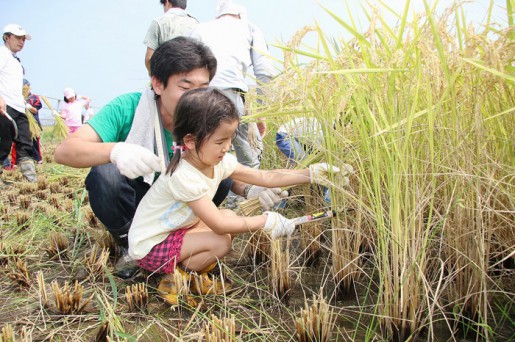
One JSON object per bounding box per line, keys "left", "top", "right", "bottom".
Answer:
{"left": 54, "top": 124, "right": 115, "bottom": 168}
{"left": 145, "top": 47, "right": 154, "bottom": 76}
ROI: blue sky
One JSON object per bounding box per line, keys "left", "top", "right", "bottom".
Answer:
{"left": 1, "top": 0, "right": 507, "bottom": 122}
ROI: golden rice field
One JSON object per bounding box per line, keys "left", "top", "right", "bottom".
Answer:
{"left": 1, "top": 1, "right": 514, "bottom": 341}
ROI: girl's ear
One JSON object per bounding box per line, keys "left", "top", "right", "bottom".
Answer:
{"left": 183, "top": 134, "right": 196, "bottom": 150}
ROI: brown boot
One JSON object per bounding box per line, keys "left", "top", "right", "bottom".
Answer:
{"left": 19, "top": 158, "right": 36, "bottom": 183}
{"left": 158, "top": 267, "right": 197, "bottom": 307}
{"left": 191, "top": 263, "right": 232, "bottom": 295}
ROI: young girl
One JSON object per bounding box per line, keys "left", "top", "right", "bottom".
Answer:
{"left": 128, "top": 87, "right": 340, "bottom": 305}
{"left": 60, "top": 87, "right": 91, "bottom": 134}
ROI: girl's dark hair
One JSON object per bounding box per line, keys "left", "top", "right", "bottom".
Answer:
{"left": 166, "top": 87, "right": 239, "bottom": 175}
{"left": 151, "top": 36, "right": 217, "bottom": 89}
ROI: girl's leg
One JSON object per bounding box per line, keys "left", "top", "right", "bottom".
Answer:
{"left": 178, "top": 209, "right": 235, "bottom": 272}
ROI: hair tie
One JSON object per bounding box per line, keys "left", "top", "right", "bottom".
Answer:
{"left": 171, "top": 142, "right": 185, "bottom": 153}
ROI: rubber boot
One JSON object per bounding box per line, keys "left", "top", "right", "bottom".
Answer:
{"left": 191, "top": 263, "right": 231, "bottom": 295}
{"left": 111, "top": 232, "right": 139, "bottom": 279}
{"left": 18, "top": 158, "right": 36, "bottom": 183}
{"left": 158, "top": 267, "right": 198, "bottom": 307}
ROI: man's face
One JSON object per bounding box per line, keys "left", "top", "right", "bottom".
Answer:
{"left": 152, "top": 68, "right": 210, "bottom": 130}
{"left": 4, "top": 34, "right": 26, "bottom": 53}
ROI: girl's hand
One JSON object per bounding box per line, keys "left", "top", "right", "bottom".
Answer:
{"left": 263, "top": 212, "right": 295, "bottom": 239}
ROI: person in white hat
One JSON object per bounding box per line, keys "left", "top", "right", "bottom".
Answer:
{"left": 0, "top": 23, "right": 37, "bottom": 184}
{"left": 59, "top": 87, "right": 91, "bottom": 134}
{"left": 189, "top": 0, "right": 276, "bottom": 208}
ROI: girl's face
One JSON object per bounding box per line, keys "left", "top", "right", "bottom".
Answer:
{"left": 193, "top": 119, "right": 238, "bottom": 167}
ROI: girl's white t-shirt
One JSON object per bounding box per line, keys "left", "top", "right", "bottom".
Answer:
{"left": 128, "top": 153, "right": 238, "bottom": 260}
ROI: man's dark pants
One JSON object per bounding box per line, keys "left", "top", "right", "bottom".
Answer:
{"left": 0, "top": 105, "right": 34, "bottom": 165}
{"left": 85, "top": 164, "right": 233, "bottom": 248}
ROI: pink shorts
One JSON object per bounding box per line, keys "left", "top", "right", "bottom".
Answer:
{"left": 137, "top": 228, "right": 188, "bottom": 273}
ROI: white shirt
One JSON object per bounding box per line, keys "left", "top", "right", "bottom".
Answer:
{"left": 128, "top": 153, "right": 238, "bottom": 260}
{"left": 0, "top": 45, "right": 24, "bottom": 112}
{"left": 189, "top": 16, "right": 275, "bottom": 91}
{"left": 278, "top": 117, "right": 324, "bottom": 146}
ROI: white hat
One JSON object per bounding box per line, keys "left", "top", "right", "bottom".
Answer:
{"left": 216, "top": 0, "right": 245, "bottom": 18}
{"left": 3, "top": 24, "right": 31, "bottom": 40}
{"left": 63, "top": 87, "right": 76, "bottom": 99}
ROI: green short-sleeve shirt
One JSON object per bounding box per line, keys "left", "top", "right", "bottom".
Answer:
{"left": 87, "top": 92, "right": 174, "bottom": 156}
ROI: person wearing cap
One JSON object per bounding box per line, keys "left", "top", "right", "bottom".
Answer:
{"left": 54, "top": 37, "right": 286, "bottom": 279}
{"left": 143, "top": 0, "right": 199, "bottom": 75}
{"left": 188, "top": 0, "right": 276, "bottom": 209}
{"left": 23, "top": 79, "right": 43, "bottom": 164}
{"left": 59, "top": 87, "right": 91, "bottom": 134}
{"left": 189, "top": 0, "right": 275, "bottom": 170}
{"left": 0, "top": 23, "right": 37, "bottom": 184}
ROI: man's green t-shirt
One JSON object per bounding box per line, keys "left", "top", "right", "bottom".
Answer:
{"left": 87, "top": 92, "right": 174, "bottom": 156}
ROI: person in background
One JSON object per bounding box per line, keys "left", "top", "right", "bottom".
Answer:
{"left": 189, "top": 0, "right": 275, "bottom": 170}
{"left": 54, "top": 37, "right": 286, "bottom": 279}
{"left": 23, "top": 79, "right": 43, "bottom": 164}
{"left": 128, "top": 87, "right": 341, "bottom": 305}
{"left": 143, "top": 0, "right": 198, "bottom": 75}
{"left": 0, "top": 24, "right": 37, "bottom": 184}
{"left": 59, "top": 87, "right": 91, "bottom": 134}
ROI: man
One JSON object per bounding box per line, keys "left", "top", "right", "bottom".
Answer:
{"left": 54, "top": 37, "right": 285, "bottom": 279}
{"left": 143, "top": 0, "right": 198, "bottom": 75}
{"left": 0, "top": 24, "right": 37, "bottom": 185}
{"left": 23, "top": 79, "right": 43, "bottom": 164}
{"left": 189, "top": 0, "right": 275, "bottom": 170}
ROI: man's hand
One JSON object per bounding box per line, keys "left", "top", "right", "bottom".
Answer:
{"left": 263, "top": 212, "right": 295, "bottom": 239}
{"left": 110, "top": 142, "right": 161, "bottom": 179}
{"left": 309, "top": 163, "right": 353, "bottom": 187}
{"left": 247, "top": 186, "right": 288, "bottom": 211}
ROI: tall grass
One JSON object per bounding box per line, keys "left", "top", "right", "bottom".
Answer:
{"left": 257, "top": 0, "right": 514, "bottom": 340}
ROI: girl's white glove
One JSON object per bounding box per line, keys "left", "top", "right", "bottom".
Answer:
{"left": 309, "top": 163, "right": 353, "bottom": 187}
{"left": 110, "top": 142, "right": 161, "bottom": 179}
{"left": 263, "top": 212, "right": 295, "bottom": 239}
{"left": 247, "top": 186, "right": 288, "bottom": 211}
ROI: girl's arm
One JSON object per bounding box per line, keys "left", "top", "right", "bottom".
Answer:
{"left": 188, "top": 195, "right": 267, "bottom": 235}
{"left": 230, "top": 163, "right": 311, "bottom": 188}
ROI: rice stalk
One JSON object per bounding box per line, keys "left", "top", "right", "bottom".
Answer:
{"left": 269, "top": 238, "right": 291, "bottom": 303}
{"left": 125, "top": 282, "right": 149, "bottom": 312}
{"left": 51, "top": 279, "right": 93, "bottom": 315}
{"left": 204, "top": 314, "right": 236, "bottom": 342}
{"left": 40, "top": 95, "right": 68, "bottom": 140}
{"left": 46, "top": 232, "right": 69, "bottom": 260}
{"left": 295, "top": 290, "right": 335, "bottom": 342}
{"left": 25, "top": 109, "right": 41, "bottom": 140}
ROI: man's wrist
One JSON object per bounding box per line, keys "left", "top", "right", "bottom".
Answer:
{"left": 243, "top": 184, "right": 252, "bottom": 199}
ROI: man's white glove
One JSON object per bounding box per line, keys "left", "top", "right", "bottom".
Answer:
{"left": 110, "top": 142, "right": 161, "bottom": 179}
{"left": 263, "top": 211, "right": 295, "bottom": 239}
{"left": 247, "top": 186, "right": 288, "bottom": 211}
{"left": 309, "top": 163, "right": 353, "bottom": 187}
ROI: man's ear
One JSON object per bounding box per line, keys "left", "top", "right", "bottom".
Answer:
{"left": 151, "top": 76, "right": 164, "bottom": 96}
{"left": 183, "top": 134, "right": 196, "bottom": 150}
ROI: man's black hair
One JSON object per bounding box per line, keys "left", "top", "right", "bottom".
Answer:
{"left": 160, "top": 0, "right": 187, "bottom": 9}
{"left": 150, "top": 36, "right": 217, "bottom": 89}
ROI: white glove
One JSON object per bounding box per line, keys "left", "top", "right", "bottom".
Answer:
{"left": 309, "top": 163, "right": 352, "bottom": 187}
{"left": 247, "top": 186, "right": 288, "bottom": 211}
{"left": 52, "top": 110, "right": 59, "bottom": 116}
{"left": 263, "top": 212, "right": 295, "bottom": 239}
{"left": 25, "top": 103, "right": 33, "bottom": 110}
{"left": 110, "top": 142, "right": 162, "bottom": 179}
